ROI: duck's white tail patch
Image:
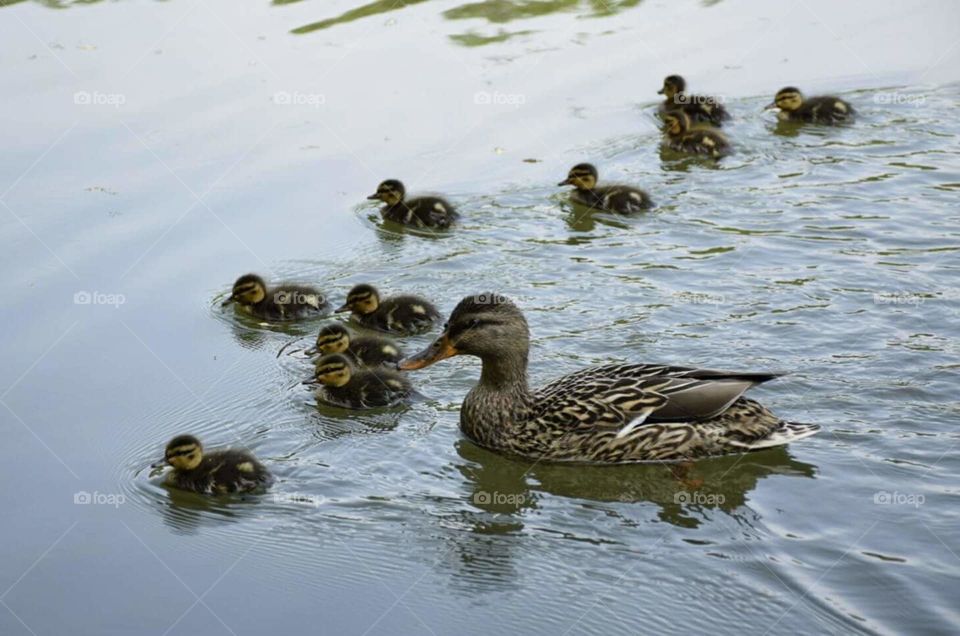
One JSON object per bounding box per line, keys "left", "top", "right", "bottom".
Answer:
{"left": 728, "top": 422, "right": 821, "bottom": 450}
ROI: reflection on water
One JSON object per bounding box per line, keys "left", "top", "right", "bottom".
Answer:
{"left": 290, "top": 0, "right": 649, "bottom": 40}
{"left": 455, "top": 440, "right": 817, "bottom": 529}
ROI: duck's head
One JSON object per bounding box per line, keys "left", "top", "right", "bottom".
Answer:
{"left": 767, "top": 87, "right": 803, "bottom": 112}
{"left": 662, "top": 111, "right": 691, "bottom": 136}
{"left": 367, "top": 179, "right": 405, "bottom": 205}
{"left": 558, "top": 163, "right": 598, "bottom": 190}
{"left": 156, "top": 434, "right": 203, "bottom": 471}
{"left": 658, "top": 75, "right": 685, "bottom": 99}
{"left": 308, "top": 323, "right": 351, "bottom": 356}
{"left": 222, "top": 274, "right": 267, "bottom": 306}
{"left": 335, "top": 284, "right": 380, "bottom": 315}
{"left": 399, "top": 293, "right": 528, "bottom": 370}
{"left": 306, "top": 353, "right": 353, "bottom": 388}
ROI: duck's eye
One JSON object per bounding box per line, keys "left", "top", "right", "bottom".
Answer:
{"left": 470, "top": 319, "right": 481, "bottom": 329}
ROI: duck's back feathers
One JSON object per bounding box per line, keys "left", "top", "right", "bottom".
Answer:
{"left": 660, "top": 96, "right": 730, "bottom": 127}
{"left": 787, "top": 96, "right": 855, "bottom": 124}
{"left": 360, "top": 295, "right": 441, "bottom": 334}
{"left": 245, "top": 284, "right": 329, "bottom": 321}
{"left": 666, "top": 128, "right": 732, "bottom": 158}
{"left": 382, "top": 196, "right": 458, "bottom": 229}
{"left": 572, "top": 185, "right": 654, "bottom": 214}
{"left": 167, "top": 450, "right": 271, "bottom": 494}
{"left": 348, "top": 335, "right": 404, "bottom": 367}
{"left": 317, "top": 368, "right": 412, "bottom": 409}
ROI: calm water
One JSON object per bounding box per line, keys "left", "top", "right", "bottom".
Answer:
{"left": 2, "top": 0, "right": 959, "bottom": 634}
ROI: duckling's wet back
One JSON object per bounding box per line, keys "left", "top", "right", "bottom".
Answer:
{"left": 1, "top": 0, "right": 957, "bottom": 634}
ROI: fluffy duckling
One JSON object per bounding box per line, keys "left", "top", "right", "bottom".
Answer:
{"left": 661, "top": 111, "right": 732, "bottom": 158}
{"left": 335, "top": 283, "right": 441, "bottom": 335}
{"left": 766, "top": 87, "right": 854, "bottom": 124}
{"left": 657, "top": 75, "right": 730, "bottom": 126}
{"left": 222, "top": 274, "right": 329, "bottom": 321}
{"left": 153, "top": 435, "right": 271, "bottom": 495}
{"left": 306, "top": 353, "right": 412, "bottom": 409}
{"left": 367, "top": 179, "right": 459, "bottom": 229}
{"left": 558, "top": 163, "right": 653, "bottom": 214}
{"left": 305, "top": 322, "right": 404, "bottom": 367}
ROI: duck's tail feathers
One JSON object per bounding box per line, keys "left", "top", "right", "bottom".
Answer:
{"left": 728, "top": 421, "right": 821, "bottom": 450}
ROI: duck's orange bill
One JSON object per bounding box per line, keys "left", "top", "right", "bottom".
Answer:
{"left": 398, "top": 334, "right": 458, "bottom": 370}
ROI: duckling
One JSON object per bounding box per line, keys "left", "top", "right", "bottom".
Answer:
{"left": 305, "top": 322, "right": 404, "bottom": 367}
{"left": 766, "top": 87, "right": 854, "bottom": 124}
{"left": 657, "top": 75, "right": 730, "bottom": 126}
{"left": 222, "top": 273, "right": 329, "bottom": 321}
{"left": 335, "top": 283, "right": 441, "bottom": 335}
{"left": 558, "top": 163, "right": 653, "bottom": 214}
{"left": 367, "top": 179, "right": 459, "bottom": 229}
{"left": 152, "top": 434, "right": 271, "bottom": 495}
{"left": 661, "top": 111, "right": 732, "bottom": 158}
{"left": 305, "top": 353, "right": 412, "bottom": 409}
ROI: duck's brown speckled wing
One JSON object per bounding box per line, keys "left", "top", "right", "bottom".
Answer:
{"left": 534, "top": 363, "right": 781, "bottom": 434}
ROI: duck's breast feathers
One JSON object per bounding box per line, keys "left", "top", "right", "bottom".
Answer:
{"left": 536, "top": 363, "right": 782, "bottom": 427}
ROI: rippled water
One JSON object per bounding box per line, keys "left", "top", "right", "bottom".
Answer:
{"left": 2, "top": 0, "right": 959, "bottom": 634}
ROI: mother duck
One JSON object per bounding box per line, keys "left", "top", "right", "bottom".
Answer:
{"left": 399, "top": 295, "right": 819, "bottom": 463}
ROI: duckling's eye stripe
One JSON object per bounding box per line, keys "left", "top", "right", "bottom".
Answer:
{"left": 166, "top": 448, "right": 196, "bottom": 458}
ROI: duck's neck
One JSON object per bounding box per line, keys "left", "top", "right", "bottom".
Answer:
{"left": 479, "top": 348, "right": 530, "bottom": 393}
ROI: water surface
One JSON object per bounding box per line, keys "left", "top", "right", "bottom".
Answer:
{"left": 1, "top": 0, "right": 959, "bottom": 634}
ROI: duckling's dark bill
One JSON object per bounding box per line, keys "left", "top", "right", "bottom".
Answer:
{"left": 557, "top": 178, "right": 572, "bottom": 186}
{"left": 220, "top": 295, "right": 236, "bottom": 306}
{"left": 334, "top": 304, "right": 350, "bottom": 313}
{"left": 398, "top": 335, "right": 458, "bottom": 370}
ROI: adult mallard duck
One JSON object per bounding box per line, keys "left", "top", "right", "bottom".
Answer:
{"left": 765, "top": 87, "right": 854, "bottom": 124}
{"left": 151, "top": 435, "right": 272, "bottom": 494}
{"left": 399, "top": 295, "right": 820, "bottom": 463}
{"left": 367, "top": 179, "right": 459, "bottom": 229}
{"left": 222, "top": 274, "right": 328, "bottom": 322}
{"left": 657, "top": 74, "right": 730, "bottom": 126}
{"left": 305, "top": 353, "right": 412, "bottom": 409}
{"left": 558, "top": 163, "right": 653, "bottom": 214}
{"left": 305, "top": 322, "right": 404, "bottom": 367}
{"left": 661, "top": 111, "right": 732, "bottom": 159}
{"left": 336, "top": 283, "right": 441, "bottom": 335}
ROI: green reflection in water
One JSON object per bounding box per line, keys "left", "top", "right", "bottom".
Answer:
{"left": 291, "top": 0, "right": 429, "bottom": 35}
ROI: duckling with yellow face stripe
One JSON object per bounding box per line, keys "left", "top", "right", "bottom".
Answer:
{"left": 336, "top": 284, "right": 441, "bottom": 335}
{"left": 306, "top": 353, "right": 412, "bottom": 409}
{"left": 306, "top": 322, "right": 404, "bottom": 367}
{"left": 657, "top": 75, "right": 730, "bottom": 127}
{"left": 661, "top": 111, "right": 732, "bottom": 158}
{"left": 765, "top": 87, "right": 854, "bottom": 124}
{"left": 222, "top": 273, "right": 329, "bottom": 322}
{"left": 558, "top": 163, "right": 653, "bottom": 214}
{"left": 152, "top": 435, "right": 271, "bottom": 495}
{"left": 367, "top": 179, "right": 459, "bottom": 229}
